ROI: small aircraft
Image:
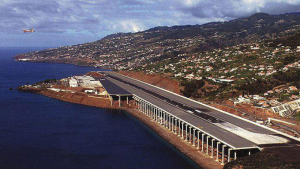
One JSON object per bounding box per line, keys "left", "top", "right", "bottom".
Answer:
{"left": 22, "top": 29, "right": 35, "bottom": 33}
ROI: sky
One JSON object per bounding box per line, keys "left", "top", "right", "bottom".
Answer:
{"left": 1, "top": 0, "right": 300, "bottom": 47}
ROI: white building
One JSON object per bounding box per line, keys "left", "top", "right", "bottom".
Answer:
{"left": 69, "top": 78, "right": 78, "bottom": 87}
{"left": 271, "top": 99, "right": 300, "bottom": 117}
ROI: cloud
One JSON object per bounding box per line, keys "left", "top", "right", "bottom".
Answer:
{"left": 0, "top": 0, "right": 300, "bottom": 47}
{"left": 173, "top": 0, "right": 300, "bottom": 19}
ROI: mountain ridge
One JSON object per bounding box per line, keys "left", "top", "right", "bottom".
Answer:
{"left": 15, "top": 12, "right": 300, "bottom": 69}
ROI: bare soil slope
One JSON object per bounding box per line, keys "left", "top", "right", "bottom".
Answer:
{"left": 118, "top": 71, "right": 180, "bottom": 94}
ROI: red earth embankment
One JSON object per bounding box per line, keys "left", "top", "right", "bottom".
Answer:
{"left": 118, "top": 71, "right": 181, "bottom": 94}
{"left": 39, "top": 90, "right": 137, "bottom": 109}
{"left": 40, "top": 90, "right": 112, "bottom": 108}
{"left": 210, "top": 101, "right": 277, "bottom": 120}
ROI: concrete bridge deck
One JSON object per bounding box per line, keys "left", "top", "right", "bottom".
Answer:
{"left": 99, "top": 71, "right": 300, "bottom": 163}
{"left": 105, "top": 76, "right": 257, "bottom": 149}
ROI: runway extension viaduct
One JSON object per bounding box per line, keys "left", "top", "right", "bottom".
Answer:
{"left": 99, "top": 71, "right": 300, "bottom": 165}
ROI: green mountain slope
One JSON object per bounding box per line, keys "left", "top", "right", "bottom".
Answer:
{"left": 15, "top": 12, "right": 300, "bottom": 69}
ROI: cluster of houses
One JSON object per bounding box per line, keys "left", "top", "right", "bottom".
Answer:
{"left": 233, "top": 85, "right": 300, "bottom": 117}
{"left": 19, "top": 30, "right": 203, "bottom": 70}
{"left": 139, "top": 43, "right": 300, "bottom": 87}
{"left": 136, "top": 43, "right": 300, "bottom": 119}
{"left": 264, "top": 86, "right": 299, "bottom": 97}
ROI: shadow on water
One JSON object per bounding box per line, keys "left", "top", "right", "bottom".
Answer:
{"left": 123, "top": 110, "right": 201, "bottom": 169}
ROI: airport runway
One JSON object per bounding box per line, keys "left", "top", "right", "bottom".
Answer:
{"left": 103, "top": 71, "right": 298, "bottom": 149}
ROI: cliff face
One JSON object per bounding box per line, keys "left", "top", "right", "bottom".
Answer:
{"left": 118, "top": 71, "right": 181, "bottom": 94}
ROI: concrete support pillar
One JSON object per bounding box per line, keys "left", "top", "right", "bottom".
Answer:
{"left": 197, "top": 131, "right": 200, "bottom": 149}
{"left": 249, "top": 150, "right": 251, "bottom": 156}
{"left": 171, "top": 117, "right": 174, "bottom": 132}
{"left": 155, "top": 108, "right": 158, "bottom": 122}
{"left": 152, "top": 107, "right": 154, "bottom": 119}
{"left": 164, "top": 113, "right": 166, "bottom": 126}
{"left": 222, "top": 145, "right": 226, "bottom": 165}
{"left": 159, "top": 110, "right": 163, "bottom": 125}
{"left": 150, "top": 106, "right": 152, "bottom": 119}
{"left": 139, "top": 101, "right": 141, "bottom": 111}
{"left": 185, "top": 124, "right": 188, "bottom": 141}
{"left": 189, "top": 126, "right": 192, "bottom": 143}
{"left": 166, "top": 114, "right": 169, "bottom": 129}
{"left": 178, "top": 121, "right": 182, "bottom": 137}
{"left": 165, "top": 113, "right": 168, "bottom": 128}
{"left": 234, "top": 151, "right": 237, "bottom": 160}
{"left": 201, "top": 134, "right": 205, "bottom": 152}
{"left": 174, "top": 119, "right": 177, "bottom": 134}
{"left": 147, "top": 104, "right": 149, "bottom": 116}
{"left": 146, "top": 104, "right": 149, "bottom": 116}
{"left": 157, "top": 108, "right": 159, "bottom": 122}
{"left": 169, "top": 115, "right": 171, "bottom": 130}
{"left": 216, "top": 142, "right": 220, "bottom": 162}
{"left": 150, "top": 106, "right": 153, "bottom": 119}
{"left": 206, "top": 136, "right": 210, "bottom": 155}
{"left": 138, "top": 101, "right": 141, "bottom": 111}
{"left": 228, "top": 148, "right": 232, "bottom": 162}
{"left": 119, "top": 95, "right": 121, "bottom": 107}
{"left": 148, "top": 104, "right": 151, "bottom": 117}
{"left": 157, "top": 109, "right": 160, "bottom": 123}
{"left": 152, "top": 106, "right": 154, "bottom": 119}
{"left": 181, "top": 122, "right": 184, "bottom": 139}
{"left": 127, "top": 96, "right": 129, "bottom": 104}
{"left": 163, "top": 112, "right": 166, "bottom": 127}
{"left": 193, "top": 129, "right": 196, "bottom": 146}
{"left": 152, "top": 107, "right": 155, "bottom": 119}
{"left": 211, "top": 139, "right": 215, "bottom": 158}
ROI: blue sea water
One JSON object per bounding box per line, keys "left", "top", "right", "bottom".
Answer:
{"left": 0, "top": 47, "right": 200, "bottom": 169}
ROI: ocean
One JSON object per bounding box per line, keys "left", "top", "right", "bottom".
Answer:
{"left": 0, "top": 47, "right": 200, "bottom": 169}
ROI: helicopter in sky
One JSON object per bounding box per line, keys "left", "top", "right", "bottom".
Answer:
{"left": 22, "top": 29, "right": 35, "bottom": 33}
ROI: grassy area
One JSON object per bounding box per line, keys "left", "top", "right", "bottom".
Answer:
{"left": 295, "top": 111, "right": 300, "bottom": 121}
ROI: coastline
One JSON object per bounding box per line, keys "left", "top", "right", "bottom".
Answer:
{"left": 123, "top": 108, "right": 222, "bottom": 169}
{"left": 36, "top": 89, "right": 222, "bottom": 169}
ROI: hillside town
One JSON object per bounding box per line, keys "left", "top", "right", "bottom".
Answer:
{"left": 16, "top": 31, "right": 203, "bottom": 69}
{"left": 14, "top": 13, "right": 300, "bottom": 123}
{"left": 133, "top": 42, "right": 300, "bottom": 121}
{"left": 15, "top": 13, "right": 300, "bottom": 71}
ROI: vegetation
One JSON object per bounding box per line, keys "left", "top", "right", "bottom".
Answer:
{"left": 268, "top": 33, "right": 300, "bottom": 49}
{"left": 295, "top": 111, "right": 300, "bottom": 121}
{"left": 224, "top": 151, "right": 300, "bottom": 169}
{"left": 34, "top": 79, "right": 57, "bottom": 85}
{"left": 180, "top": 80, "right": 205, "bottom": 98}
{"left": 16, "top": 12, "right": 300, "bottom": 70}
